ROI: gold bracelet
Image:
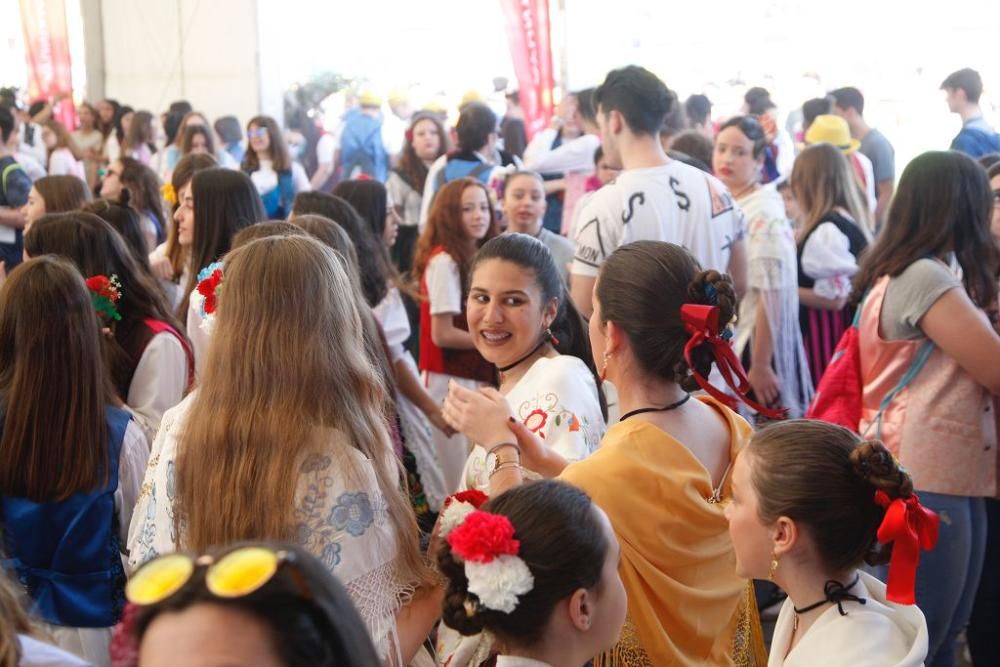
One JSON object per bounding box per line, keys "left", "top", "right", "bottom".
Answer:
{"left": 489, "top": 460, "right": 522, "bottom": 479}
{"left": 488, "top": 442, "right": 521, "bottom": 458}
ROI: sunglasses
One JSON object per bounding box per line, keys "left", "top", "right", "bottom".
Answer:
{"left": 126, "top": 546, "right": 306, "bottom": 606}
{"left": 248, "top": 127, "right": 269, "bottom": 139}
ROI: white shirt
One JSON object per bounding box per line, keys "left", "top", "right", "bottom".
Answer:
{"left": 47, "top": 147, "right": 84, "bottom": 178}
{"left": 495, "top": 658, "right": 553, "bottom": 667}
{"left": 800, "top": 222, "right": 861, "bottom": 300}
{"left": 373, "top": 287, "right": 410, "bottom": 362}
{"left": 571, "top": 161, "right": 746, "bottom": 279}
{"left": 461, "top": 355, "right": 604, "bottom": 493}
{"left": 769, "top": 571, "right": 928, "bottom": 667}
{"left": 249, "top": 159, "right": 311, "bottom": 195}
{"left": 852, "top": 151, "right": 878, "bottom": 214}
{"left": 126, "top": 332, "right": 190, "bottom": 446}
{"left": 425, "top": 252, "right": 463, "bottom": 315}
{"left": 18, "top": 635, "right": 92, "bottom": 667}
{"left": 116, "top": 419, "right": 150, "bottom": 546}
{"left": 523, "top": 129, "right": 600, "bottom": 175}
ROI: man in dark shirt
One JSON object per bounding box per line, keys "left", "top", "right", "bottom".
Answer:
{"left": 830, "top": 87, "right": 895, "bottom": 231}
{"left": 0, "top": 105, "right": 32, "bottom": 271}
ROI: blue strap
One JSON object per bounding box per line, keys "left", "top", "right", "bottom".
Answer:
{"left": 864, "top": 340, "right": 934, "bottom": 441}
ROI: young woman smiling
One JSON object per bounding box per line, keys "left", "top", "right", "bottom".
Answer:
{"left": 713, "top": 116, "right": 812, "bottom": 418}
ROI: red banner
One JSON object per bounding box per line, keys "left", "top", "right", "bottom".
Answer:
{"left": 499, "top": 0, "right": 555, "bottom": 141}
{"left": 19, "top": 0, "right": 76, "bottom": 129}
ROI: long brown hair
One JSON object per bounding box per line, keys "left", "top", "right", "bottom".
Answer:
{"left": 242, "top": 115, "right": 292, "bottom": 173}
{"left": 746, "top": 420, "right": 913, "bottom": 573}
{"left": 395, "top": 113, "right": 448, "bottom": 192}
{"left": 165, "top": 153, "right": 218, "bottom": 278}
{"left": 119, "top": 157, "right": 168, "bottom": 243}
{"left": 174, "top": 236, "right": 428, "bottom": 585}
{"left": 24, "top": 212, "right": 187, "bottom": 397}
{"left": 854, "top": 151, "right": 1000, "bottom": 312}
{"left": 43, "top": 118, "right": 82, "bottom": 160}
{"left": 0, "top": 256, "right": 115, "bottom": 501}
{"left": 413, "top": 178, "right": 499, "bottom": 288}
{"left": 790, "top": 143, "right": 872, "bottom": 241}
{"left": 32, "top": 174, "right": 91, "bottom": 213}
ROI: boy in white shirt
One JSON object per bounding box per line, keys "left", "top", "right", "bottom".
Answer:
{"left": 570, "top": 66, "right": 747, "bottom": 318}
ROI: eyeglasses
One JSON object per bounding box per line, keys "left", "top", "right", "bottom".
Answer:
{"left": 126, "top": 546, "right": 304, "bottom": 606}
{"left": 992, "top": 190, "right": 1000, "bottom": 205}
{"left": 248, "top": 127, "right": 268, "bottom": 139}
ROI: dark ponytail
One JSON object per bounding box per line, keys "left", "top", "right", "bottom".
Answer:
{"left": 471, "top": 233, "right": 607, "bottom": 418}
{"left": 596, "top": 241, "right": 737, "bottom": 389}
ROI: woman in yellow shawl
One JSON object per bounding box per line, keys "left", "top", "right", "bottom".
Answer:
{"left": 443, "top": 241, "right": 769, "bottom": 665}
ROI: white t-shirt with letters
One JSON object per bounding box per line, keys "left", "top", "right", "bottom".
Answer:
{"left": 571, "top": 160, "right": 746, "bottom": 278}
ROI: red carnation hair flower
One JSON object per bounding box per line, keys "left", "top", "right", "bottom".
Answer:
{"left": 446, "top": 511, "right": 520, "bottom": 564}
{"left": 196, "top": 269, "right": 224, "bottom": 314}
{"left": 444, "top": 489, "right": 488, "bottom": 510}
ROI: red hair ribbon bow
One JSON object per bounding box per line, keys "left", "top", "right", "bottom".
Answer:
{"left": 679, "top": 304, "right": 785, "bottom": 419}
{"left": 875, "top": 491, "right": 939, "bottom": 605}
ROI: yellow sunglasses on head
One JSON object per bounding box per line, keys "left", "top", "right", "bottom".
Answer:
{"left": 126, "top": 546, "right": 300, "bottom": 606}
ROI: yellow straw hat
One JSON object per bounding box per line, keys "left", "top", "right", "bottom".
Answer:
{"left": 804, "top": 115, "right": 861, "bottom": 154}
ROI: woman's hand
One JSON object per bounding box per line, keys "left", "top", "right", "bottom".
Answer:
{"left": 748, "top": 364, "right": 781, "bottom": 408}
{"left": 149, "top": 254, "right": 174, "bottom": 281}
{"left": 442, "top": 381, "right": 512, "bottom": 446}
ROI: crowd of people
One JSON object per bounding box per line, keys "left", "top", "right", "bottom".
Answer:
{"left": 0, "top": 62, "right": 997, "bottom": 667}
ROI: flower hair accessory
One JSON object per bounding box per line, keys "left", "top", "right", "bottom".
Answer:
{"left": 439, "top": 490, "right": 489, "bottom": 539}
{"left": 192, "top": 262, "right": 224, "bottom": 334}
{"left": 161, "top": 182, "right": 177, "bottom": 207}
{"left": 874, "top": 491, "right": 939, "bottom": 605}
{"left": 446, "top": 510, "right": 534, "bottom": 614}
{"left": 86, "top": 274, "right": 123, "bottom": 322}
{"left": 680, "top": 303, "right": 785, "bottom": 419}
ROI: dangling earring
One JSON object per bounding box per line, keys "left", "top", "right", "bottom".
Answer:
{"left": 545, "top": 327, "right": 559, "bottom": 346}
{"left": 768, "top": 551, "right": 780, "bottom": 582}
{"left": 600, "top": 350, "right": 611, "bottom": 382}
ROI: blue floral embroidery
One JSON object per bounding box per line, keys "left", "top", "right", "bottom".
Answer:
{"left": 321, "top": 542, "right": 342, "bottom": 570}
{"left": 165, "top": 460, "right": 176, "bottom": 501}
{"left": 329, "top": 492, "right": 374, "bottom": 537}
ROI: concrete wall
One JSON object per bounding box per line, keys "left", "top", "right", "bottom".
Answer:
{"left": 98, "top": 0, "right": 261, "bottom": 125}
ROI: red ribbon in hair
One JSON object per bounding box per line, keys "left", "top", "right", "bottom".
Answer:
{"left": 874, "top": 491, "right": 939, "bottom": 605}
{"left": 679, "top": 304, "right": 785, "bottom": 419}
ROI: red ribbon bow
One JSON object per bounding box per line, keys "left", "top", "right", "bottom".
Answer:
{"left": 679, "top": 304, "right": 785, "bottom": 419}
{"left": 875, "top": 491, "right": 939, "bottom": 605}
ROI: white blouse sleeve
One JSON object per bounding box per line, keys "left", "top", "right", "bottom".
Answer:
{"left": 425, "top": 253, "right": 463, "bottom": 316}
{"left": 126, "top": 332, "right": 190, "bottom": 445}
{"left": 127, "top": 397, "right": 192, "bottom": 569}
{"left": 187, "top": 293, "right": 212, "bottom": 382}
{"left": 291, "top": 162, "right": 312, "bottom": 192}
{"left": 115, "top": 420, "right": 150, "bottom": 548}
{"left": 800, "top": 222, "right": 859, "bottom": 280}
{"left": 373, "top": 288, "right": 410, "bottom": 362}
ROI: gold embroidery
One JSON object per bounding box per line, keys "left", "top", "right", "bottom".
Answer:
{"left": 732, "top": 580, "right": 769, "bottom": 666}
{"left": 595, "top": 616, "right": 652, "bottom": 667}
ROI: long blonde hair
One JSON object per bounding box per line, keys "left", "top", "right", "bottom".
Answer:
{"left": 175, "top": 235, "right": 428, "bottom": 586}
{"left": 0, "top": 574, "right": 32, "bottom": 667}
{"left": 791, "top": 143, "right": 873, "bottom": 241}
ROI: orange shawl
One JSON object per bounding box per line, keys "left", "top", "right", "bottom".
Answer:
{"left": 560, "top": 396, "right": 761, "bottom": 666}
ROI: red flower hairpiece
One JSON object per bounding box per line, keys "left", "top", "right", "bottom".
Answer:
{"left": 447, "top": 511, "right": 520, "bottom": 564}
{"left": 444, "top": 489, "right": 489, "bottom": 510}
{"left": 86, "top": 274, "right": 122, "bottom": 322}
{"left": 196, "top": 268, "right": 224, "bottom": 315}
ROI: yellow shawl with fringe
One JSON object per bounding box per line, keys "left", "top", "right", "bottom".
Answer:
{"left": 559, "top": 396, "right": 765, "bottom": 666}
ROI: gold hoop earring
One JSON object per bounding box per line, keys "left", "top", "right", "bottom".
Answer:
{"left": 600, "top": 351, "right": 611, "bottom": 382}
